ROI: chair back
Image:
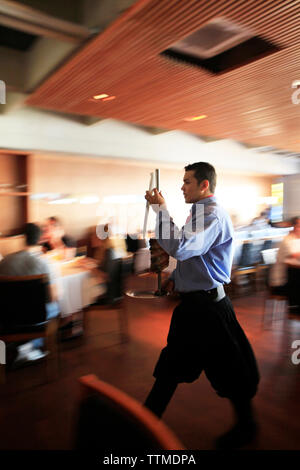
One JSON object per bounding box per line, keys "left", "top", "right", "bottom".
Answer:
{"left": 251, "top": 240, "right": 265, "bottom": 264}
{"left": 261, "top": 239, "right": 273, "bottom": 252}
{"left": 238, "top": 239, "right": 268, "bottom": 267}
{"left": 75, "top": 374, "right": 185, "bottom": 450}
{"left": 238, "top": 242, "right": 256, "bottom": 267}
{"left": 0, "top": 275, "right": 48, "bottom": 329}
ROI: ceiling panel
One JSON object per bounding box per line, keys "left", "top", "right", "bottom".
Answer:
{"left": 26, "top": 0, "right": 300, "bottom": 152}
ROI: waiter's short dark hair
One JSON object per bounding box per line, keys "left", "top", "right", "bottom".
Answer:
{"left": 184, "top": 162, "right": 217, "bottom": 193}
{"left": 24, "top": 223, "right": 41, "bottom": 246}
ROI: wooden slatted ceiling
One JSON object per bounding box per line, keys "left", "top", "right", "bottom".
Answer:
{"left": 27, "top": 0, "right": 300, "bottom": 152}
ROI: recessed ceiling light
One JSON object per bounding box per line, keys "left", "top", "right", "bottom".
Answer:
{"left": 93, "top": 94, "right": 109, "bottom": 100}
{"left": 184, "top": 115, "right": 207, "bottom": 122}
{"left": 102, "top": 96, "right": 116, "bottom": 102}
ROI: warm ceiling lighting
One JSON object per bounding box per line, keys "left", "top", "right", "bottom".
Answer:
{"left": 102, "top": 96, "right": 116, "bottom": 102}
{"left": 184, "top": 115, "right": 207, "bottom": 122}
{"left": 93, "top": 94, "right": 109, "bottom": 100}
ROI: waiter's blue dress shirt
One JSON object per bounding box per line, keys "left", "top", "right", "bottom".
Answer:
{"left": 155, "top": 196, "right": 234, "bottom": 292}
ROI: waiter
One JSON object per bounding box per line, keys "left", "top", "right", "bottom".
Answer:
{"left": 144, "top": 162, "right": 260, "bottom": 449}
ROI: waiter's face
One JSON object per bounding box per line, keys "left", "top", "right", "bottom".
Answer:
{"left": 181, "top": 170, "right": 208, "bottom": 203}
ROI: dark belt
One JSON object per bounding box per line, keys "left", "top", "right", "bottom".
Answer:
{"left": 179, "top": 284, "right": 226, "bottom": 303}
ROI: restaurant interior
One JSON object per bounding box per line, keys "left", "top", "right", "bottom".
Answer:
{"left": 0, "top": 0, "right": 300, "bottom": 452}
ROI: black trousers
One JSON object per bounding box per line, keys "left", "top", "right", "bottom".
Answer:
{"left": 152, "top": 293, "right": 259, "bottom": 401}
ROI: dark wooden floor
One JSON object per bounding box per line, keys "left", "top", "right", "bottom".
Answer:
{"left": 1, "top": 275, "right": 300, "bottom": 450}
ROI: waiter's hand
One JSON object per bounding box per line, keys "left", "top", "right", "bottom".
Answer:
{"left": 145, "top": 188, "right": 165, "bottom": 206}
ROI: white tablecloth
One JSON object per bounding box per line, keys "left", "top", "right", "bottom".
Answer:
{"left": 48, "top": 258, "right": 106, "bottom": 318}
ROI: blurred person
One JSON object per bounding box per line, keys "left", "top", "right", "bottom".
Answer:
{"left": 90, "top": 224, "right": 119, "bottom": 304}
{"left": 248, "top": 211, "right": 271, "bottom": 231}
{"left": 91, "top": 224, "right": 114, "bottom": 272}
{"left": 262, "top": 206, "right": 272, "bottom": 223}
{"left": 0, "top": 223, "right": 60, "bottom": 362}
{"left": 269, "top": 216, "right": 300, "bottom": 309}
{"left": 144, "top": 162, "right": 260, "bottom": 449}
{"left": 41, "top": 216, "right": 76, "bottom": 257}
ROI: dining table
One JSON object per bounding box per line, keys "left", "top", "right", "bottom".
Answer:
{"left": 44, "top": 253, "right": 106, "bottom": 318}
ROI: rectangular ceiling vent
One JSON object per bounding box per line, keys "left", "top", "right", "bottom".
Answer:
{"left": 161, "top": 18, "right": 280, "bottom": 74}
{"left": 170, "top": 18, "right": 252, "bottom": 59}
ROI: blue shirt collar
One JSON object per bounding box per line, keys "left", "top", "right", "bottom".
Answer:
{"left": 195, "top": 195, "right": 216, "bottom": 205}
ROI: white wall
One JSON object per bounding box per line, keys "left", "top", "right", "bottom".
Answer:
{"left": 283, "top": 174, "right": 300, "bottom": 219}
{"left": 0, "top": 107, "right": 299, "bottom": 175}
{"left": 28, "top": 153, "right": 274, "bottom": 238}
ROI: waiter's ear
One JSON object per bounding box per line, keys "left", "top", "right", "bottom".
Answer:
{"left": 200, "top": 179, "right": 209, "bottom": 192}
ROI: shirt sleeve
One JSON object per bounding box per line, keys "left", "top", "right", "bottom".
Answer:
{"left": 155, "top": 207, "right": 220, "bottom": 261}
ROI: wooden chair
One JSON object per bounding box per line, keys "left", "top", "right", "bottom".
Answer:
{"left": 231, "top": 242, "right": 257, "bottom": 294}
{"left": 231, "top": 240, "right": 268, "bottom": 295}
{"left": 74, "top": 374, "right": 185, "bottom": 450}
{"left": 260, "top": 248, "right": 289, "bottom": 328}
{"left": 232, "top": 265, "right": 257, "bottom": 288}
{"left": 0, "top": 275, "right": 59, "bottom": 383}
